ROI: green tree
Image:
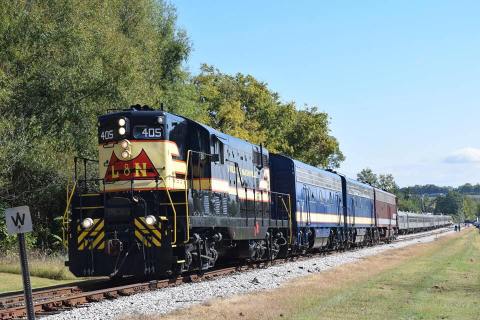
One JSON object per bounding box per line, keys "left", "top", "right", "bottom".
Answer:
{"left": 434, "top": 191, "right": 463, "bottom": 217}
{"left": 193, "top": 65, "right": 344, "bottom": 168}
{"left": 461, "top": 196, "right": 477, "bottom": 221}
{"left": 377, "top": 174, "right": 398, "bottom": 193}
{"left": 0, "top": 0, "right": 191, "bottom": 248}
{"left": 0, "top": 1, "right": 346, "bottom": 250}
{"left": 284, "top": 106, "right": 344, "bottom": 168}
{"left": 396, "top": 190, "right": 423, "bottom": 212}
{"left": 357, "top": 168, "right": 378, "bottom": 186}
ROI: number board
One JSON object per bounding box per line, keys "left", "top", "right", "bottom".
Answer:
{"left": 100, "top": 129, "right": 114, "bottom": 141}
{"left": 133, "top": 126, "right": 163, "bottom": 139}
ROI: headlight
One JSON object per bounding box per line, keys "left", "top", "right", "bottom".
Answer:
{"left": 81, "top": 218, "right": 94, "bottom": 229}
{"left": 121, "top": 150, "right": 130, "bottom": 159}
{"left": 118, "top": 127, "right": 126, "bottom": 135}
{"left": 120, "top": 139, "right": 129, "bottom": 149}
{"left": 145, "top": 215, "right": 157, "bottom": 226}
{"left": 118, "top": 118, "right": 126, "bottom": 126}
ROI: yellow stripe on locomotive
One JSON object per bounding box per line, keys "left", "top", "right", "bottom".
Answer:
{"left": 77, "top": 219, "right": 105, "bottom": 250}
{"left": 134, "top": 217, "right": 163, "bottom": 247}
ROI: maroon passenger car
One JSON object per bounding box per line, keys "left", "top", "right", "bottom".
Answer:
{"left": 374, "top": 188, "right": 397, "bottom": 241}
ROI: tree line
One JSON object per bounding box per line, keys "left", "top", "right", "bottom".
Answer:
{"left": 402, "top": 183, "right": 480, "bottom": 196}
{"left": 0, "top": 0, "right": 344, "bottom": 251}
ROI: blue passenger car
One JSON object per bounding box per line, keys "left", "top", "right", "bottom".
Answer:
{"left": 270, "top": 154, "right": 343, "bottom": 250}
{"left": 270, "top": 154, "right": 377, "bottom": 250}
{"left": 344, "top": 178, "right": 376, "bottom": 244}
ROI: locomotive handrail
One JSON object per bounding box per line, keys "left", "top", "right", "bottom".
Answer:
{"left": 184, "top": 150, "right": 192, "bottom": 244}
{"left": 74, "top": 156, "right": 97, "bottom": 180}
{"left": 62, "top": 179, "right": 77, "bottom": 248}
{"left": 288, "top": 195, "right": 292, "bottom": 244}
{"left": 157, "top": 175, "right": 178, "bottom": 245}
{"left": 280, "top": 195, "right": 293, "bottom": 245}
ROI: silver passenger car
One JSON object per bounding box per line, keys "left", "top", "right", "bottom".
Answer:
{"left": 397, "top": 211, "right": 452, "bottom": 234}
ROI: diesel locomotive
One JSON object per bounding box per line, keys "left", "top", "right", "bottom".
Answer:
{"left": 66, "top": 105, "right": 452, "bottom": 278}
{"left": 68, "top": 105, "right": 290, "bottom": 277}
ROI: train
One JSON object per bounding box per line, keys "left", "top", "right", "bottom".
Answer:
{"left": 397, "top": 211, "right": 452, "bottom": 234}
{"left": 66, "top": 105, "right": 452, "bottom": 278}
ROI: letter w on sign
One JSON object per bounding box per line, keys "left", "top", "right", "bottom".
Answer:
{"left": 11, "top": 212, "right": 26, "bottom": 227}
{"left": 5, "top": 206, "right": 33, "bottom": 234}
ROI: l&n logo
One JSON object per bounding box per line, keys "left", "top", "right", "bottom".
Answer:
{"left": 104, "top": 149, "right": 159, "bottom": 182}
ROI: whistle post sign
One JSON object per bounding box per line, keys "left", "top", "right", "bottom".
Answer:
{"left": 4, "top": 205, "right": 35, "bottom": 319}
{"left": 5, "top": 206, "right": 32, "bottom": 234}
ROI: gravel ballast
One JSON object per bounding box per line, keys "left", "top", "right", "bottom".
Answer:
{"left": 45, "top": 229, "right": 453, "bottom": 320}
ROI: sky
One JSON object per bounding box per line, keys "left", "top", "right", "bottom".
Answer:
{"left": 172, "top": 0, "right": 480, "bottom": 187}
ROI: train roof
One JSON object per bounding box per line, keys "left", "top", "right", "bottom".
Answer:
{"left": 346, "top": 177, "right": 374, "bottom": 199}
{"left": 374, "top": 188, "right": 396, "bottom": 205}
{"left": 272, "top": 155, "right": 379, "bottom": 198}
{"left": 100, "top": 106, "right": 267, "bottom": 152}
{"left": 398, "top": 211, "right": 452, "bottom": 219}
{"left": 293, "top": 158, "right": 343, "bottom": 192}
{"left": 270, "top": 154, "right": 342, "bottom": 191}
{"left": 292, "top": 158, "right": 341, "bottom": 180}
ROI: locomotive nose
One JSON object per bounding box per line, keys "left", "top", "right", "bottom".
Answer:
{"left": 101, "top": 197, "right": 131, "bottom": 259}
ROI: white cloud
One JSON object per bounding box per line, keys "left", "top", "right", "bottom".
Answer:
{"left": 445, "top": 147, "right": 480, "bottom": 164}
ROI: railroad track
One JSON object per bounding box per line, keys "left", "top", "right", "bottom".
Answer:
{"left": 0, "top": 227, "right": 452, "bottom": 319}
{"left": 0, "top": 264, "right": 264, "bottom": 320}
{"left": 395, "top": 227, "right": 452, "bottom": 242}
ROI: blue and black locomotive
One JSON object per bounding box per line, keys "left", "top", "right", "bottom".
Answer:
{"left": 68, "top": 105, "right": 290, "bottom": 277}
{"left": 67, "top": 105, "right": 450, "bottom": 278}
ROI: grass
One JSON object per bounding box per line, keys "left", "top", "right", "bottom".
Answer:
{"left": 0, "top": 272, "right": 75, "bottom": 293}
{"left": 157, "top": 229, "right": 479, "bottom": 320}
{"left": 292, "top": 229, "right": 479, "bottom": 320}
{"left": 0, "top": 251, "right": 77, "bottom": 281}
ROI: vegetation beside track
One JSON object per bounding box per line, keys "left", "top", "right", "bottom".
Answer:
{"left": 158, "top": 229, "right": 479, "bottom": 320}
{"left": 0, "top": 273, "right": 75, "bottom": 293}
{"left": 0, "top": 252, "right": 76, "bottom": 281}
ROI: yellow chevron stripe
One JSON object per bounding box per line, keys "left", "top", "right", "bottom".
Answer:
{"left": 134, "top": 218, "right": 145, "bottom": 229}
{"left": 78, "top": 232, "right": 105, "bottom": 250}
{"left": 146, "top": 223, "right": 162, "bottom": 240}
{"left": 139, "top": 227, "right": 161, "bottom": 247}
{"left": 91, "top": 232, "right": 105, "bottom": 249}
{"left": 145, "top": 225, "right": 162, "bottom": 241}
{"left": 135, "top": 230, "right": 151, "bottom": 247}
{"left": 134, "top": 218, "right": 162, "bottom": 247}
{"left": 77, "top": 219, "right": 104, "bottom": 244}
{"left": 150, "top": 229, "right": 162, "bottom": 241}
{"left": 77, "top": 219, "right": 105, "bottom": 250}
